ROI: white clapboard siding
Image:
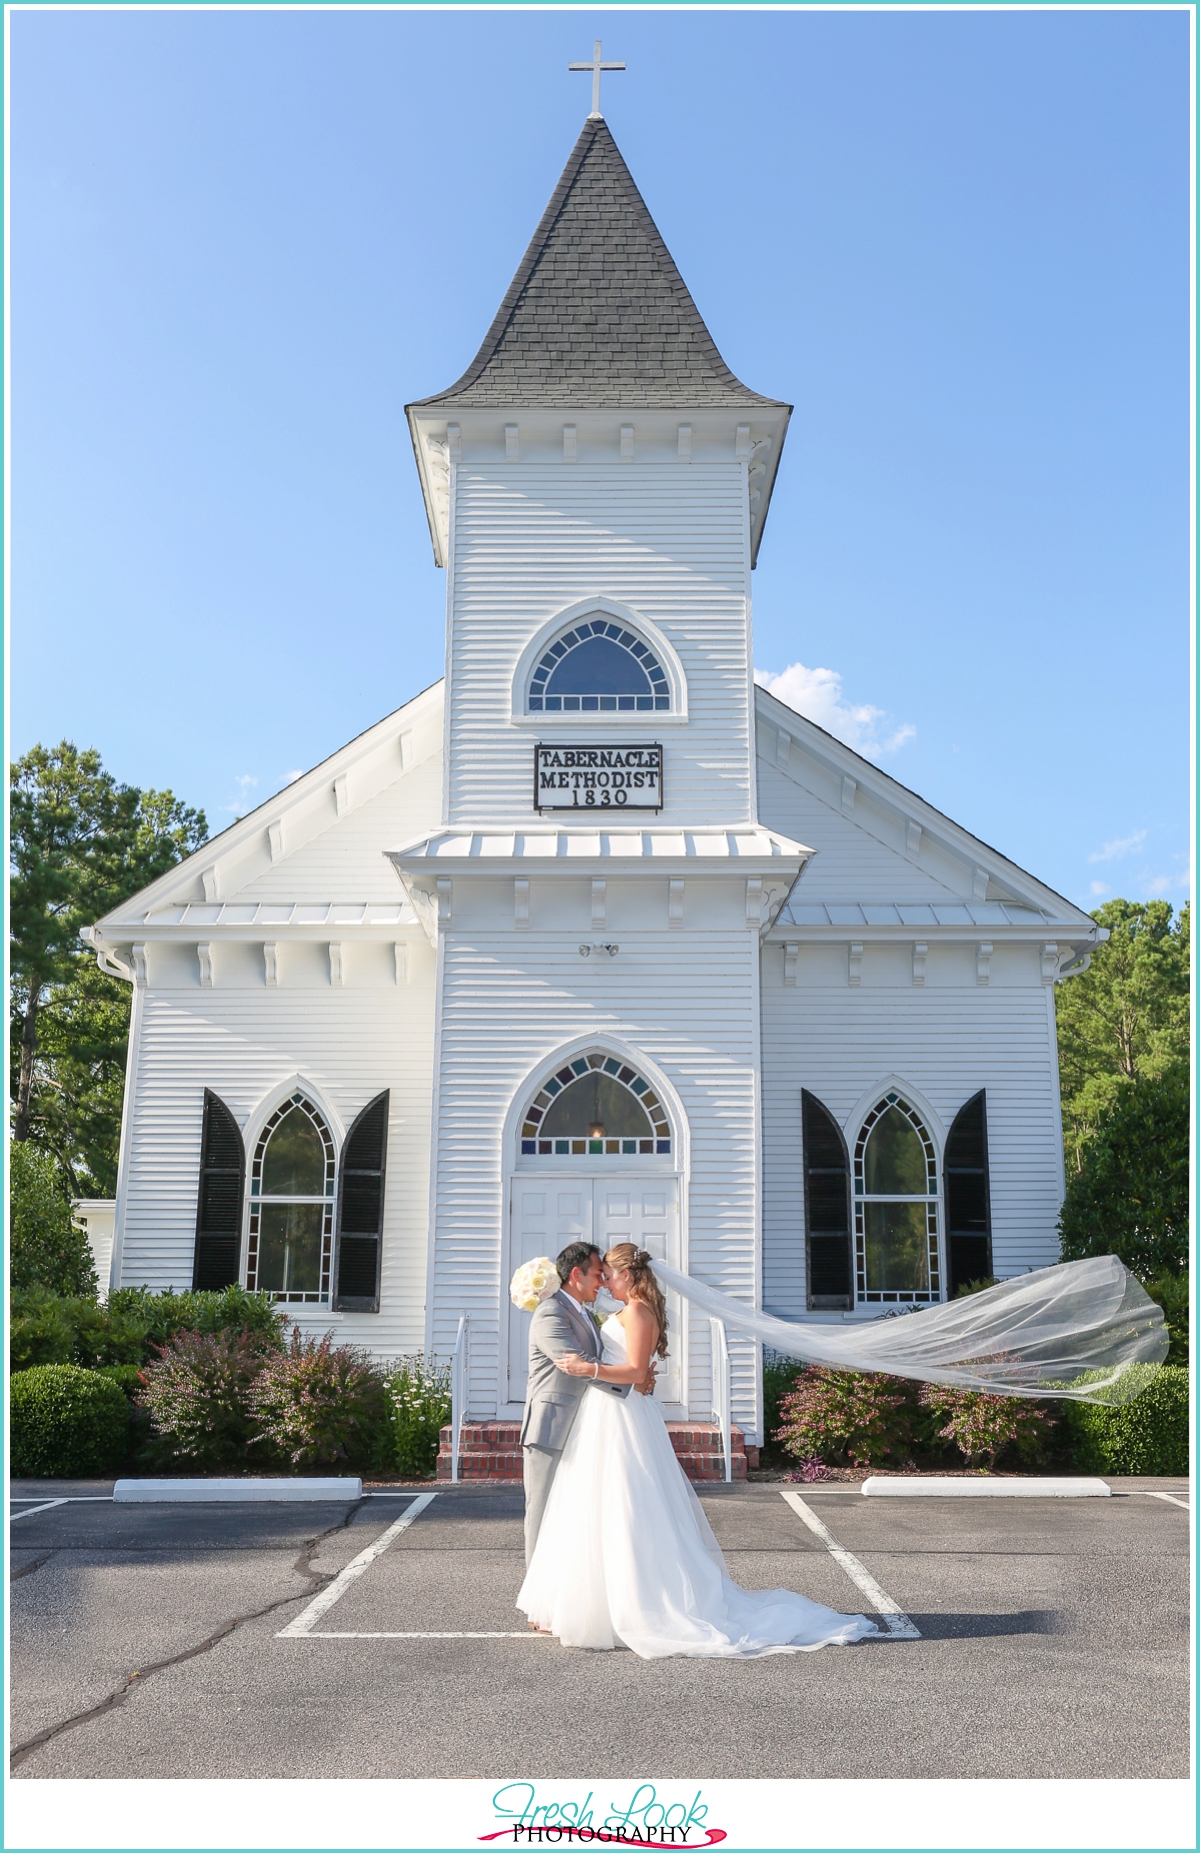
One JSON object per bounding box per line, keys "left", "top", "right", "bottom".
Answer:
{"left": 756, "top": 756, "right": 967, "bottom": 902}
{"left": 118, "top": 984, "right": 436, "bottom": 1361}
{"left": 227, "top": 754, "right": 443, "bottom": 904}
{"left": 447, "top": 467, "right": 754, "bottom": 828}
{"left": 431, "top": 929, "right": 762, "bottom": 1435}
{"left": 760, "top": 961, "right": 1064, "bottom": 1319}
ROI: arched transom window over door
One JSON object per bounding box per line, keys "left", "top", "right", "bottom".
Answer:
{"left": 853, "top": 1093, "right": 941, "bottom": 1305}
{"left": 521, "top": 1053, "right": 672, "bottom": 1156}
{"left": 528, "top": 620, "right": 670, "bottom": 712}
{"left": 246, "top": 1094, "right": 336, "bottom": 1304}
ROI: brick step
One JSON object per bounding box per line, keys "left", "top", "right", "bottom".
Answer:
{"left": 436, "top": 1420, "right": 756, "bottom": 1483}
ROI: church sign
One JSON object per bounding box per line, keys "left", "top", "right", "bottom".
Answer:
{"left": 534, "top": 744, "right": 663, "bottom": 813}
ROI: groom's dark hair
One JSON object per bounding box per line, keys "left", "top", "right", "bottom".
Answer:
{"left": 556, "top": 1242, "right": 600, "bottom": 1285}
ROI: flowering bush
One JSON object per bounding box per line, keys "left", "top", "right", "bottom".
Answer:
{"left": 786, "top": 1457, "right": 830, "bottom": 1484}
{"left": 510, "top": 1257, "right": 561, "bottom": 1313}
{"left": 137, "top": 1328, "right": 270, "bottom": 1471}
{"left": 918, "top": 1383, "right": 1055, "bottom": 1470}
{"left": 389, "top": 1354, "right": 452, "bottom": 1478}
{"left": 248, "top": 1329, "right": 390, "bottom": 1469}
{"left": 775, "top": 1367, "right": 915, "bottom": 1468}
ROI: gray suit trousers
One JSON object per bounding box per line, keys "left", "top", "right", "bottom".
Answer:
{"left": 522, "top": 1444, "right": 560, "bottom": 1566}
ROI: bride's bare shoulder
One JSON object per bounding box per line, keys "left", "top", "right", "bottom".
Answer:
{"left": 619, "top": 1299, "right": 659, "bottom": 1338}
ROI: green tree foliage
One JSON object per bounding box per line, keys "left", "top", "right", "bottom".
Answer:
{"left": 9, "top": 1141, "right": 98, "bottom": 1297}
{"left": 1058, "top": 1070, "right": 1189, "bottom": 1280}
{"left": 9, "top": 742, "right": 206, "bottom": 1187}
{"left": 1054, "top": 900, "right": 1189, "bottom": 1173}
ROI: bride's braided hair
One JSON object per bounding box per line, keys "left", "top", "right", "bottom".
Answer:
{"left": 604, "top": 1243, "right": 669, "bottom": 1360}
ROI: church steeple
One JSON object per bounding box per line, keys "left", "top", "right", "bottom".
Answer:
{"left": 411, "top": 117, "right": 783, "bottom": 414}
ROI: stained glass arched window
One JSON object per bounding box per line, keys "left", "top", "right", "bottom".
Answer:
{"left": 521, "top": 1053, "right": 672, "bottom": 1156}
{"left": 246, "top": 1093, "right": 336, "bottom": 1303}
{"left": 852, "top": 1093, "right": 941, "bottom": 1304}
{"left": 528, "top": 620, "right": 670, "bottom": 713}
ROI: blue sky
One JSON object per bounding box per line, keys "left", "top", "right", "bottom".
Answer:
{"left": 10, "top": 7, "right": 1191, "bottom": 913}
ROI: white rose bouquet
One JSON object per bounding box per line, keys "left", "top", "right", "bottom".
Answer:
{"left": 510, "top": 1257, "right": 561, "bottom": 1312}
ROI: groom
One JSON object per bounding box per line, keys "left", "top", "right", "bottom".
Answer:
{"left": 520, "top": 1242, "right": 630, "bottom": 1565}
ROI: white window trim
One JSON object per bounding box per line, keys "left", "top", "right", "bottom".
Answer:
{"left": 243, "top": 1085, "right": 339, "bottom": 1307}
{"left": 510, "top": 596, "right": 689, "bottom": 726}
{"left": 851, "top": 1090, "right": 945, "bottom": 1306}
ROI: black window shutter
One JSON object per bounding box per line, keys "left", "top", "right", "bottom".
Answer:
{"left": 334, "top": 1091, "right": 389, "bottom": 1312}
{"left": 802, "top": 1090, "right": 853, "bottom": 1310}
{"left": 192, "top": 1091, "right": 245, "bottom": 1290}
{"left": 945, "top": 1090, "right": 992, "bottom": 1297}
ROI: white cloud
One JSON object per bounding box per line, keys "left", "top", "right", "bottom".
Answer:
{"left": 1089, "top": 880, "right": 1109, "bottom": 897}
{"left": 222, "top": 773, "right": 259, "bottom": 817}
{"left": 754, "top": 662, "right": 915, "bottom": 760}
{"left": 1087, "top": 829, "right": 1146, "bottom": 865}
{"left": 281, "top": 769, "right": 304, "bottom": 786}
{"left": 1144, "top": 867, "right": 1191, "bottom": 897}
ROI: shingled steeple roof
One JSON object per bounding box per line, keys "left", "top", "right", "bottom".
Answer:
{"left": 411, "top": 117, "right": 784, "bottom": 411}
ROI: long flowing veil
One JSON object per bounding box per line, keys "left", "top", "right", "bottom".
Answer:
{"left": 652, "top": 1256, "right": 1167, "bottom": 1406}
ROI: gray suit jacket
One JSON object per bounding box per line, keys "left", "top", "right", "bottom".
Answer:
{"left": 520, "top": 1290, "right": 630, "bottom": 1452}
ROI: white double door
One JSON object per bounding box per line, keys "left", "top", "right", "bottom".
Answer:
{"left": 507, "top": 1174, "right": 683, "bottom": 1411}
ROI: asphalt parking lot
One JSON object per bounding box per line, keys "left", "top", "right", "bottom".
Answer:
{"left": 9, "top": 1475, "right": 1191, "bottom": 1780}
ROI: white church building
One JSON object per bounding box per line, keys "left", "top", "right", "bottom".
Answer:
{"left": 85, "top": 110, "right": 1102, "bottom": 1452}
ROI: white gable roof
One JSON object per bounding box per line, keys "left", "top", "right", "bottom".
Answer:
{"left": 93, "top": 681, "right": 444, "bottom": 934}
{"left": 754, "top": 683, "right": 1096, "bottom": 935}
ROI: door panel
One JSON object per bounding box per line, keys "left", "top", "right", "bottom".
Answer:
{"left": 506, "top": 1186, "right": 592, "bottom": 1404}
{"left": 506, "top": 1176, "right": 682, "bottom": 1410}
{"left": 594, "top": 1178, "right": 682, "bottom": 1409}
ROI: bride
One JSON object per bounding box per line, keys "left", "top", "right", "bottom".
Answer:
{"left": 515, "top": 1242, "right": 878, "bottom": 1658}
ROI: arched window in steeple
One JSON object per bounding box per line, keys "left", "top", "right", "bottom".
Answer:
{"left": 528, "top": 618, "right": 671, "bottom": 713}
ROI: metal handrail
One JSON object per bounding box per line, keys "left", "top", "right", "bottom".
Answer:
{"left": 450, "top": 1315, "right": 469, "bottom": 1485}
{"left": 710, "top": 1316, "right": 732, "bottom": 1484}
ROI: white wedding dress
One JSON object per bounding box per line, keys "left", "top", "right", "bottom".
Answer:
{"left": 516, "top": 1316, "right": 879, "bottom": 1658}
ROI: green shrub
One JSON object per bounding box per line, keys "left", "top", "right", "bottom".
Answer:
{"left": 137, "top": 1329, "right": 270, "bottom": 1471}
{"left": 389, "top": 1354, "right": 451, "bottom": 1478}
{"left": 775, "top": 1367, "right": 915, "bottom": 1468}
{"left": 9, "top": 1143, "right": 98, "bottom": 1297}
{"left": 9, "top": 1284, "right": 287, "bottom": 1374}
{"left": 248, "top": 1330, "right": 390, "bottom": 1470}
{"left": 107, "top": 1285, "right": 288, "bottom": 1353}
{"left": 1144, "top": 1273, "right": 1190, "bottom": 1366}
{"left": 1058, "top": 1070, "right": 1189, "bottom": 1279}
{"left": 918, "top": 1383, "right": 1056, "bottom": 1470}
{"left": 1062, "top": 1364, "right": 1189, "bottom": 1476}
{"left": 93, "top": 1363, "right": 146, "bottom": 1399}
{"left": 762, "top": 1352, "right": 803, "bottom": 1459}
{"left": 11, "top": 1364, "right": 130, "bottom": 1477}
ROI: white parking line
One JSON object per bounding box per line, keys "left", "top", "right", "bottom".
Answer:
{"left": 780, "top": 1489, "right": 921, "bottom": 1639}
{"left": 292, "top": 1631, "right": 539, "bottom": 1639}
{"left": 10, "top": 1499, "right": 69, "bottom": 1522}
{"left": 277, "top": 1490, "right": 438, "bottom": 1638}
{"left": 1140, "top": 1491, "right": 1191, "bottom": 1510}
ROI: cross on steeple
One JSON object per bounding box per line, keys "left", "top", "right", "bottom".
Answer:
{"left": 569, "top": 40, "right": 625, "bottom": 119}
